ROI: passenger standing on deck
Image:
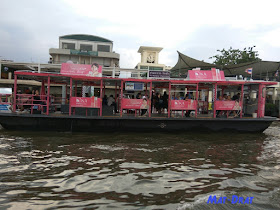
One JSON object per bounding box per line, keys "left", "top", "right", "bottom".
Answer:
{"left": 154, "top": 93, "right": 161, "bottom": 114}
{"left": 108, "top": 95, "right": 118, "bottom": 113}
{"left": 162, "top": 91, "right": 168, "bottom": 112}
{"left": 103, "top": 95, "right": 108, "bottom": 106}
{"left": 136, "top": 93, "right": 142, "bottom": 99}
{"left": 32, "top": 90, "right": 41, "bottom": 112}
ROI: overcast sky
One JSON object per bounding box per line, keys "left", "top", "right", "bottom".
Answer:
{"left": 0, "top": 0, "right": 280, "bottom": 68}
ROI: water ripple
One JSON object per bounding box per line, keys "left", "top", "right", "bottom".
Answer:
{"left": 0, "top": 123, "right": 279, "bottom": 209}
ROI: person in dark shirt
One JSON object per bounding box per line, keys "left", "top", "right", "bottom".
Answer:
{"left": 162, "top": 91, "right": 168, "bottom": 111}
{"left": 102, "top": 95, "right": 108, "bottom": 106}
{"left": 232, "top": 93, "right": 240, "bottom": 101}
{"left": 33, "top": 90, "right": 41, "bottom": 104}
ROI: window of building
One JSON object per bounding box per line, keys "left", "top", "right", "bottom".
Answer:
{"left": 140, "top": 66, "right": 149, "bottom": 69}
{"left": 62, "top": 42, "right": 75, "bottom": 50}
{"left": 97, "top": 45, "right": 110, "bottom": 52}
{"left": 80, "top": 44, "right": 92, "bottom": 52}
{"left": 149, "top": 67, "right": 163, "bottom": 70}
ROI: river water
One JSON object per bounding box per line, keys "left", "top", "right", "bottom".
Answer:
{"left": 0, "top": 123, "right": 280, "bottom": 210}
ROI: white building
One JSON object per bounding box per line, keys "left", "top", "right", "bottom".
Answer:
{"left": 136, "top": 46, "right": 171, "bottom": 71}
{"left": 49, "top": 34, "right": 120, "bottom": 67}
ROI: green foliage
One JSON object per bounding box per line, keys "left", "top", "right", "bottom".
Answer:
{"left": 209, "top": 46, "right": 261, "bottom": 66}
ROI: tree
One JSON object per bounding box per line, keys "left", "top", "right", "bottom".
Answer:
{"left": 209, "top": 46, "right": 261, "bottom": 66}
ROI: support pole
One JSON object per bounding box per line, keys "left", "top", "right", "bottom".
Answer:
{"left": 213, "top": 83, "right": 217, "bottom": 118}
{"left": 240, "top": 84, "right": 244, "bottom": 118}
{"left": 75, "top": 81, "right": 77, "bottom": 97}
{"left": 145, "top": 83, "right": 147, "bottom": 96}
{"left": 100, "top": 80, "right": 103, "bottom": 116}
{"left": 46, "top": 76, "right": 50, "bottom": 115}
{"left": 69, "top": 78, "right": 72, "bottom": 116}
{"left": 115, "top": 82, "right": 117, "bottom": 102}
{"left": 66, "top": 84, "right": 68, "bottom": 103}
{"left": 195, "top": 83, "right": 199, "bottom": 118}
{"left": 0, "top": 61, "right": 2, "bottom": 80}
{"left": 168, "top": 82, "right": 171, "bottom": 118}
{"left": 120, "top": 80, "right": 123, "bottom": 117}
{"left": 149, "top": 81, "right": 152, "bottom": 117}
{"left": 41, "top": 80, "right": 45, "bottom": 98}
{"left": 13, "top": 74, "right": 17, "bottom": 112}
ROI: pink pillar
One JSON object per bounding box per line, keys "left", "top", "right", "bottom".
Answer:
{"left": 257, "top": 84, "right": 266, "bottom": 118}
{"left": 69, "top": 78, "right": 72, "bottom": 116}
{"left": 120, "top": 80, "right": 123, "bottom": 117}
{"left": 46, "top": 76, "right": 50, "bottom": 115}
{"left": 168, "top": 82, "right": 171, "bottom": 118}
{"left": 213, "top": 83, "right": 217, "bottom": 118}
{"left": 240, "top": 84, "right": 244, "bottom": 118}
{"left": 100, "top": 80, "right": 103, "bottom": 116}
{"left": 195, "top": 83, "right": 199, "bottom": 118}
{"left": 13, "top": 74, "right": 17, "bottom": 112}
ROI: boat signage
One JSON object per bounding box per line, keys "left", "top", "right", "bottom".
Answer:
{"left": 215, "top": 101, "right": 241, "bottom": 110}
{"left": 149, "top": 71, "right": 170, "bottom": 78}
{"left": 0, "top": 104, "right": 12, "bottom": 113}
{"left": 61, "top": 63, "right": 102, "bottom": 77}
{"left": 70, "top": 97, "right": 101, "bottom": 108}
{"left": 125, "top": 82, "right": 144, "bottom": 91}
{"left": 171, "top": 100, "right": 197, "bottom": 110}
{"left": 188, "top": 68, "right": 225, "bottom": 81}
{"left": 122, "top": 99, "right": 144, "bottom": 109}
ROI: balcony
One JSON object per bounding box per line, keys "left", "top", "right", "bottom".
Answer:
{"left": 49, "top": 48, "right": 120, "bottom": 59}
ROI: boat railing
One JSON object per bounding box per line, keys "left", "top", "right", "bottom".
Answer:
{"left": 14, "top": 94, "right": 48, "bottom": 114}
{"left": 0, "top": 94, "right": 12, "bottom": 105}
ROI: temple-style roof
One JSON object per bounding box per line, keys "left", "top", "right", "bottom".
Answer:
{"left": 59, "top": 34, "right": 113, "bottom": 43}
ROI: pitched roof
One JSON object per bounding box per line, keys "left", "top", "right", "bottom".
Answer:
{"left": 171, "top": 51, "right": 218, "bottom": 77}
{"left": 171, "top": 51, "right": 280, "bottom": 79}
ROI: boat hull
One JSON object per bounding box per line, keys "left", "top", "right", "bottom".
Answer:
{"left": 0, "top": 113, "right": 275, "bottom": 133}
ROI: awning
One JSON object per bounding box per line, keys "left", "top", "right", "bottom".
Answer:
{"left": 171, "top": 51, "right": 280, "bottom": 80}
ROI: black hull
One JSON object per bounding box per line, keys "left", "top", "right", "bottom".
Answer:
{"left": 0, "top": 113, "right": 276, "bottom": 133}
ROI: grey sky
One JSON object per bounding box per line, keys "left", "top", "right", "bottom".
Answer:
{"left": 0, "top": 0, "right": 280, "bottom": 68}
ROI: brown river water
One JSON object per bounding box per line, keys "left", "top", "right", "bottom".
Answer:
{"left": 0, "top": 122, "right": 280, "bottom": 209}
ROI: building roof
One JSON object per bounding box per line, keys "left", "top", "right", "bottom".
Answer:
{"left": 59, "top": 34, "right": 113, "bottom": 43}
{"left": 138, "top": 46, "right": 163, "bottom": 53}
